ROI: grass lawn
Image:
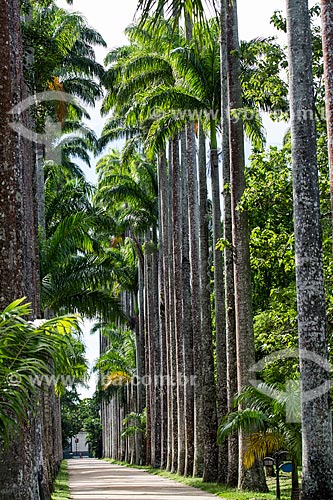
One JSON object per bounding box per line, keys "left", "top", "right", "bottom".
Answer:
{"left": 51, "top": 460, "right": 70, "bottom": 500}
{"left": 103, "top": 458, "right": 294, "bottom": 499}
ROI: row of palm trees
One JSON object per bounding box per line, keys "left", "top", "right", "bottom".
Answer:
{"left": 0, "top": 1, "right": 112, "bottom": 498}
{"left": 96, "top": 11, "right": 285, "bottom": 487}
{"left": 1, "top": 0, "right": 333, "bottom": 499}
{"left": 95, "top": 1, "right": 333, "bottom": 499}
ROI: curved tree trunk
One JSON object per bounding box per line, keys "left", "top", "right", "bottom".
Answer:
{"left": 287, "top": 1, "right": 333, "bottom": 498}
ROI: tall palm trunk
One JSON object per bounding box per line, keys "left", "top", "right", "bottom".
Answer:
{"left": 181, "top": 132, "right": 195, "bottom": 477}
{"left": 166, "top": 141, "right": 178, "bottom": 472}
{"left": 226, "top": 0, "right": 267, "bottom": 491}
{"left": 144, "top": 243, "right": 152, "bottom": 465}
{"left": 173, "top": 135, "right": 186, "bottom": 475}
{"left": 151, "top": 226, "right": 162, "bottom": 467}
{"left": 185, "top": 124, "right": 204, "bottom": 477}
{"left": 198, "top": 123, "right": 218, "bottom": 483}
{"left": 158, "top": 152, "right": 169, "bottom": 469}
{"left": 171, "top": 136, "right": 182, "bottom": 473}
{"left": 210, "top": 121, "right": 228, "bottom": 485}
{"left": 0, "top": 2, "right": 46, "bottom": 499}
{"left": 220, "top": 0, "right": 238, "bottom": 486}
{"left": 287, "top": 1, "right": 333, "bottom": 498}
{"left": 136, "top": 261, "right": 146, "bottom": 464}
{"left": 321, "top": 0, "right": 333, "bottom": 251}
{"left": 184, "top": 15, "right": 204, "bottom": 477}
{"left": 166, "top": 143, "right": 175, "bottom": 471}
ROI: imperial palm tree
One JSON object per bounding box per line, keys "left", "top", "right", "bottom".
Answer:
{"left": 0, "top": 1, "right": 42, "bottom": 497}
{"left": 225, "top": 0, "right": 266, "bottom": 491}
{"left": 95, "top": 148, "right": 160, "bottom": 466}
{"left": 286, "top": 0, "right": 333, "bottom": 498}
{"left": 320, "top": 0, "right": 333, "bottom": 252}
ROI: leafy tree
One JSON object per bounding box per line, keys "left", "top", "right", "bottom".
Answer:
{"left": 61, "top": 390, "right": 102, "bottom": 458}
{"left": 61, "top": 388, "right": 83, "bottom": 447}
{"left": 244, "top": 146, "right": 295, "bottom": 314}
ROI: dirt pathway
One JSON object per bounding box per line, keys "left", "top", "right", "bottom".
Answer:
{"left": 68, "top": 458, "right": 219, "bottom": 499}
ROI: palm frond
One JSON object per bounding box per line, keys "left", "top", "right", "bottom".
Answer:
{"left": 218, "top": 408, "right": 268, "bottom": 443}
{"left": 0, "top": 299, "right": 81, "bottom": 448}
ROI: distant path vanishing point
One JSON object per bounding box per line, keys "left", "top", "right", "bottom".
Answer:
{"left": 68, "top": 458, "right": 218, "bottom": 500}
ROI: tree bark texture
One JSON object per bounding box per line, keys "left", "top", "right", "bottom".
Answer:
{"left": 210, "top": 143, "right": 228, "bottom": 485}
{"left": 287, "top": 1, "right": 333, "bottom": 498}
{"left": 220, "top": 0, "right": 239, "bottom": 485}
{"left": 226, "top": 0, "right": 267, "bottom": 491}
{"left": 321, "top": 0, "right": 333, "bottom": 252}
{"left": 181, "top": 131, "right": 195, "bottom": 477}
{"left": 158, "top": 153, "right": 169, "bottom": 469}
{"left": 151, "top": 226, "right": 162, "bottom": 467}
{"left": 185, "top": 124, "right": 204, "bottom": 478}
{"left": 198, "top": 124, "right": 218, "bottom": 483}
{"left": 0, "top": 1, "right": 56, "bottom": 499}
{"left": 168, "top": 141, "right": 178, "bottom": 472}
{"left": 171, "top": 136, "right": 185, "bottom": 475}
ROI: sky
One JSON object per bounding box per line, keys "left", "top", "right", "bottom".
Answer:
{"left": 55, "top": 0, "right": 315, "bottom": 397}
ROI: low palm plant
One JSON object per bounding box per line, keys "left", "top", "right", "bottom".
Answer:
{"left": 0, "top": 298, "right": 82, "bottom": 448}
{"left": 94, "top": 325, "right": 136, "bottom": 391}
{"left": 218, "top": 382, "right": 301, "bottom": 500}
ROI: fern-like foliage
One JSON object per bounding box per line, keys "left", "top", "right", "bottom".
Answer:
{"left": 0, "top": 299, "right": 84, "bottom": 448}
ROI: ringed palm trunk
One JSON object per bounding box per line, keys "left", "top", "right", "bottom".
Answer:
{"left": 151, "top": 225, "right": 162, "bottom": 467}
{"left": 210, "top": 120, "right": 228, "bottom": 484}
{"left": 181, "top": 132, "right": 195, "bottom": 477}
{"left": 166, "top": 142, "right": 175, "bottom": 471}
{"left": 320, "top": 0, "right": 333, "bottom": 251}
{"left": 167, "top": 140, "right": 178, "bottom": 472}
{"left": 184, "top": 20, "right": 200, "bottom": 478}
{"left": 198, "top": 123, "right": 218, "bottom": 483}
{"left": 226, "top": 0, "right": 267, "bottom": 491}
{"left": 136, "top": 260, "right": 146, "bottom": 464}
{"left": 287, "top": 1, "right": 333, "bottom": 498}
{"left": 171, "top": 136, "right": 182, "bottom": 473}
{"left": 220, "top": 0, "right": 238, "bottom": 486}
{"left": 0, "top": 2, "right": 47, "bottom": 499}
{"left": 158, "top": 152, "right": 169, "bottom": 469}
{"left": 186, "top": 123, "right": 204, "bottom": 477}
{"left": 171, "top": 136, "right": 185, "bottom": 475}
{"left": 144, "top": 241, "right": 152, "bottom": 465}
